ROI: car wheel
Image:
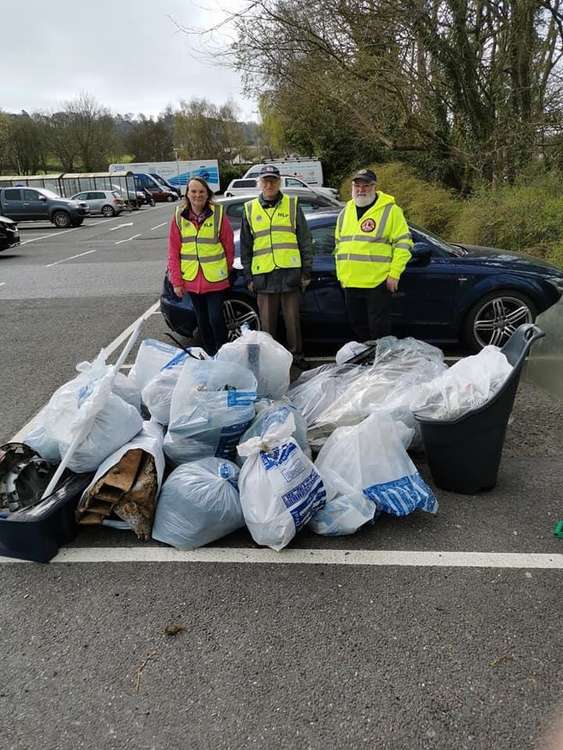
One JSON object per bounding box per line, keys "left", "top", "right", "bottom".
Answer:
{"left": 101, "top": 205, "right": 115, "bottom": 217}
{"left": 52, "top": 210, "right": 71, "bottom": 228}
{"left": 223, "top": 296, "right": 260, "bottom": 342}
{"left": 464, "top": 290, "right": 536, "bottom": 350}
{"left": 166, "top": 194, "right": 174, "bottom": 202}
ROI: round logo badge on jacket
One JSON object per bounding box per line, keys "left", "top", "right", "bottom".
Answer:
{"left": 361, "top": 218, "right": 376, "bottom": 232}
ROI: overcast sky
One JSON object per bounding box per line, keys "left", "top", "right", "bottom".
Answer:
{"left": 1, "top": 0, "right": 256, "bottom": 120}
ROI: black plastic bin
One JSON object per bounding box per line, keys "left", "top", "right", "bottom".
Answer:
{"left": 415, "top": 324, "right": 545, "bottom": 494}
{"left": 0, "top": 472, "right": 93, "bottom": 563}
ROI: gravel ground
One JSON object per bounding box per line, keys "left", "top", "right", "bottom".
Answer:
{"left": 504, "top": 381, "right": 563, "bottom": 457}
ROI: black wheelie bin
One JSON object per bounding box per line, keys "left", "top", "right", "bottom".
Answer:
{"left": 415, "top": 324, "right": 545, "bottom": 494}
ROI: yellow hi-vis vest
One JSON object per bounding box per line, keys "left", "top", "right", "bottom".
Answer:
{"left": 244, "top": 194, "right": 301, "bottom": 275}
{"left": 176, "top": 204, "right": 228, "bottom": 283}
{"left": 335, "top": 192, "right": 413, "bottom": 288}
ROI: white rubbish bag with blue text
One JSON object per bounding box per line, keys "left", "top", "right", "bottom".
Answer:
{"left": 152, "top": 458, "right": 244, "bottom": 550}
{"left": 237, "top": 411, "right": 327, "bottom": 551}
{"left": 311, "top": 412, "right": 437, "bottom": 535}
{"left": 129, "top": 339, "right": 184, "bottom": 392}
{"left": 142, "top": 347, "right": 208, "bottom": 425}
{"left": 164, "top": 359, "right": 257, "bottom": 464}
{"left": 237, "top": 399, "right": 310, "bottom": 465}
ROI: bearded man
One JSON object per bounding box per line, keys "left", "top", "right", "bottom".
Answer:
{"left": 334, "top": 168, "right": 413, "bottom": 341}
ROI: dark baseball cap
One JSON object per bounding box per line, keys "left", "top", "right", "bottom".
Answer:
{"left": 351, "top": 168, "right": 377, "bottom": 183}
{"left": 259, "top": 165, "right": 281, "bottom": 178}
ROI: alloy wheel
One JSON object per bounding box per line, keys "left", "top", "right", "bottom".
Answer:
{"left": 473, "top": 295, "right": 533, "bottom": 348}
{"left": 223, "top": 299, "right": 260, "bottom": 342}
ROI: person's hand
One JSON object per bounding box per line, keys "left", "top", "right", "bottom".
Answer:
{"left": 173, "top": 285, "right": 184, "bottom": 299}
{"left": 247, "top": 280, "right": 255, "bottom": 293}
{"left": 301, "top": 273, "right": 311, "bottom": 291}
{"left": 386, "top": 276, "right": 399, "bottom": 293}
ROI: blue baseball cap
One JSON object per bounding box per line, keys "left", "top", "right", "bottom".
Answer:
{"left": 352, "top": 168, "right": 377, "bottom": 183}
{"left": 260, "top": 165, "right": 281, "bottom": 178}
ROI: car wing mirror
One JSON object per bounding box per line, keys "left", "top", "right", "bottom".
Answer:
{"left": 38, "top": 195, "right": 47, "bottom": 202}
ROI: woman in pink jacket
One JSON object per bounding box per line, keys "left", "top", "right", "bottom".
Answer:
{"left": 168, "top": 177, "right": 235, "bottom": 355}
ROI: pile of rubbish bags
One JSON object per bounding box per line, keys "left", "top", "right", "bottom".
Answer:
{"left": 2, "top": 328, "right": 514, "bottom": 554}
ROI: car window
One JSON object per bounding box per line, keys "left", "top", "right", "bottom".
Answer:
{"left": 226, "top": 203, "right": 245, "bottom": 220}
{"left": 74, "top": 192, "right": 86, "bottom": 200}
{"left": 311, "top": 225, "right": 335, "bottom": 256}
{"left": 23, "top": 189, "right": 40, "bottom": 200}
{"left": 112, "top": 191, "right": 122, "bottom": 199}
{"left": 246, "top": 170, "right": 260, "bottom": 178}
{"left": 286, "top": 178, "right": 305, "bottom": 187}
{"left": 94, "top": 192, "right": 106, "bottom": 199}
{"left": 233, "top": 179, "right": 257, "bottom": 188}
{"left": 4, "top": 189, "right": 22, "bottom": 201}
{"left": 300, "top": 201, "right": 317, "bottom": 214}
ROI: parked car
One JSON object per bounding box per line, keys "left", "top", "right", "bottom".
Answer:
{"left": 0, "top": 187, "right": 88, "bottom": 228}
{"left": 71, "top": 190, "right": 125, "bottom": 217}
{"left": 133, "top": 173, "right": 178, "bottom": 202}
{"left": 161, "top": 210, "right": 563, "bottom": 352}
{"left": 149, "top": 173, "right": 182, "bottom": 198}
{"left": 0, "top": 215, "right": 19, "bottom": 251}
{"left": 224, "top": 175, "right": 339, "bottom": 200}
{"left": 215, "top": 192, "right": 343, "bottom": 230}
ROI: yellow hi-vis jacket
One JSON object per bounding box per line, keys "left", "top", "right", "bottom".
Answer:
{"left": 335, "top": 192, "right": 413, "bottom": 288}
{"left": 244, "top": 194, "right": 301, "bottom": 275}
{"left": 176, "top": 204, "right": 228, "bottom": 283}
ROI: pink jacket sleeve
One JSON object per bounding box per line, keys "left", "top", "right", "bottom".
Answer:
{"left": 220, "top": 215, "right": 235, "bottom": 273}
{"left": 167, "top": 214, "right": 183, "bottom": 288}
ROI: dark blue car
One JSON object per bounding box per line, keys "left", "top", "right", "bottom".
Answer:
{"left": 161, "top": 210, "right": 563, "bottom": 352}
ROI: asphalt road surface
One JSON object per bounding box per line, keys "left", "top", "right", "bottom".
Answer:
{"left": 0, "top": 206, "right": 562, "bottom": 750}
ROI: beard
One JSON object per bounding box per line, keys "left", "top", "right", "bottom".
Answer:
{"left": 353, "top": 192, "right": 375, "bottom": 207}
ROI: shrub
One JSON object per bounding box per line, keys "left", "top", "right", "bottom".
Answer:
{"left": 451, "top": 170, "right": 563, "bottom": 268}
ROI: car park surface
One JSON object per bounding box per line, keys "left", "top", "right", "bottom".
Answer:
{"left": 161, "top": 211, "right": 563, "bottom": 351}
{"left": 0, "top": 205, "right": 561, "bottom": 750}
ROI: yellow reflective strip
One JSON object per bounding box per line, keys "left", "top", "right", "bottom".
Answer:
{"left": 339, "top": 234, "right": 392, "bottom": 245}
{"left": 199, "top": 253, "right": 225, "bottom": 263}
{"left": 395, "top": 232, "right": 412, "bottom": 241}
{"left": 253, "top": 228, "right": 270, "bottom": 238}
{"left": 289, "top": 196, "right": 297, "bottom": 230}
{"left": 253, "top": 248, "right": 272, "bottom": 258}
{"left": 337, "top": 209, "right": 346, "bottom": 235}
{"left": 375, "top": 204, "right": 393, "bottom": 237}
{"left": 270, "top": 224, "right": 295, "bottom": 232}
{"left": 195, "top": 238, "right": 218, "bottom": 245}
{"left": 271, "top": 242, "right": 299, "bottom": 250}
{"left": 394, "top": 241, "right": 412, "bottom": 250}
{"left": 180, "top": 253, "right": 198, "bottom": 260}
{"left": 180, "top": 236, "right": 196, "bottom": 243}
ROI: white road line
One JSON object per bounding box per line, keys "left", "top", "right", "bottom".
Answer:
{"left": 10, "top": 299, "right": 160, "bottom": 442}
{"left": 102, "top": 300, "right": 160, "bottom": 359}
{"left": 0, "top": 282, "right": 5, "bottom": 287}
{"left": 45, "top": 249, "right": 97, "bottom": 268}
{"left": 115, "top": 233, "right": 141, "bottom": 245}
{"left": 1, "top": 547, "right": 562, "bottom": 568}
{"left": 109, "top": 222, "right": 134, "bottom": 232}
{"left": 150, "top": 222, "right": 167, "bottom": 230}
{"left": 21, "top": 226, "right": 81, "bottom": 245}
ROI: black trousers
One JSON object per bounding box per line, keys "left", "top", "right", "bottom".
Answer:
{"left": 344, "top": 284, "right": 392, "bottom": 342}
{"left": 189, "top": 290, "right": 227, "bottom": 356}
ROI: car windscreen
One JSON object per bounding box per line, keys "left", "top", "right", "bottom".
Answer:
{"left": 38, "top": 188, "right": 62, "bottom": 200}
{"left": 410, "top": 224, "right": 461, "bottom": 255}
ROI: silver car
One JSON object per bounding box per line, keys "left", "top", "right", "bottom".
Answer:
{"left": 71, "top": 190, "right": 125, "bottom": 217}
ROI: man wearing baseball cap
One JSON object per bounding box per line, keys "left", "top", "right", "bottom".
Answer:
{"left": 240, "top": 165, "right": 313, "bottom": 364}
{"left": 335, "top": 168, "right": 412, "bottom": 341}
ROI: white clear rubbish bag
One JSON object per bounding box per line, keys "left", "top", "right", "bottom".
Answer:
{"left": 141, "top": 347, "right": 208, "bottom": 425}
{"left": 237, "top": 411, "right": 326, "bottom": 551}
{"left": 411, "top": 345, "right": 513, "bottom": 421}
{"left": 152, "top": 458, "right": 244, "bottom": 550}
{"left": 311, "top": 413, "right": 438, "bottom": 535}
{"left": 216, "top": 328, "right": 293, "bottom": 400}
{"left": 164, "top": 359, "right": 257, "bottom": 465}
{"left": 128, "top": 338, "right": 184, "bottom": 392}
{"left": 237, "top": 399, "right": 310, "bottom": 465}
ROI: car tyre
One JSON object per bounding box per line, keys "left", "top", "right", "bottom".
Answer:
{"left": 463, "top": 289, "right": 536, "bottom": 351}
{"left": 52, "top": 210, "right": 71, "bottom": 228}
{"left": 101, "top": 205, "right": 115, "bottom": 217}
{"left": 166, "top": 194, "right": 175, "bottom": 202}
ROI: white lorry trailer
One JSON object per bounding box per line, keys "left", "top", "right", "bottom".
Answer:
{"left": 109, "top": 160, "right": 220, "bottom": 193}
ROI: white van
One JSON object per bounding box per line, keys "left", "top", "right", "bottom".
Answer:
{"left": 243, "top": 159, "right": 324, "bottom": 187}
{"left": 225, "top": 175, "right": 338, "bottom": 199}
